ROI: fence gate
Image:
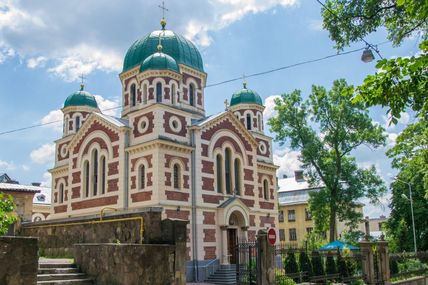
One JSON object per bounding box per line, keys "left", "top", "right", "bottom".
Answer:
{"left": 236, "top": 241, "right": 260, "bottom": 285}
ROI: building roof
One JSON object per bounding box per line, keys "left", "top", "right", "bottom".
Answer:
{"left": 278, "top": 176, "right": 323, "bottom": 193}
{"left": 64, "top": 87, "right": 99, "bottom": 109}
{"left": 95, "top": 113, "right": 129, "bottom": 128}
{"left": 191, "top": 111, "right": 226, "bottom": 127}
{"left": 277, "top": 175, "right": 323, "bottom": 206}
{"left": 0, "top": 183, "right": 42, "bottom": 194}
{"left": 140, "top": 51, "right": 180, "bottom": 73}
{"left": 230, "top": 85, "right": 263, "bottom": 107}
{"left": 0, "top": 173, "right": 13, "bottom": 183}
{"left": 33, "top": 186, "right": 51, "bottom": 205}
{"left": 123, "top": 28, "right": 204, "bottom": 73}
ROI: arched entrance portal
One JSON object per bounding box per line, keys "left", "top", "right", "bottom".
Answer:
{"left": 225, "top": 210, "right": 248, "bottom": 264}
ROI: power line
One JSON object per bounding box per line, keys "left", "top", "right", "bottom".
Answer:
{"left": 0, "top": 41, "right": 389, "bottom": 136}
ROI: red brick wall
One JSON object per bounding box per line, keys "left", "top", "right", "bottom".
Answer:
{"left": 202, "top": 194, "right": 224, "bottom": 204}
{"left": 259, "top": 201, "right": 275, "bottom": 210}
{"left": 107, "top": 178, "right": 119, "bottom": 192}
{"left": 130, "top": 191, "right": 152, "bottom": 202}
{"left": 249, "top": 215, "right": 256, "bottom": 227}
{"left": 203, "top": 229, "right": 216, "bottom": 242}
{"left": 133, "top": 112, "right": 154, "bottom": 138}
{"left": 71, "top": 195, "right": 118, "bottom": 210}
{"left": 73, "top": 121, "right": 119, "bottom": 154}
{"left": 244, "top": 184, "right": 254, "bottom": 196}
{"left": 204, "top": 246, "right": 216, "bottom": 260}
{"left": 256, "top": 138, "right": 271, "bottom": 158}
{"left": 213, "top": 136, "right": 243, "bottom": 155}
{"left": 259, "top": 216, "right": 275, "bottom": 227}
{"left": 165, "top": 190, "right": 189, "bottom": 202}
{"left": 163, "top": 112, "right": 187, "bottom": 137}
{"left": 72, "top": 172, "right": 81, "bottom": 184}
{"left": 202, "top": 177, "right": 214, "bottom": 191}
{"left": 54, "top": 205, "right": 67, "bottom": 214}
{"left": 72, "top": 187, "right": 80, "bottom": 199}
{"left": 57, "top": 142, "right": 69, "bottom": 161}
{"left": 130, "top": 154, "right": 153, "bottom": 171}
{"left": 165, "top": 209, "right": 190, "bottom": 220}
{"left": 108, "top": 161, "right": 119, "bottom": 176}
{"left": 82, "top": 137, "right": 108, "bottom": 156}
{"left": 201, "top": 160, "right": 214, "bottom": 174}
{"left": 164, "top": 154, "right": 189, "bottom": 171}
{"left": 203, "top": 212, "right": 216, "bottom": 225}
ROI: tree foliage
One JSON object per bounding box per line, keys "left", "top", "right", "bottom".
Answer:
{"left": 299, "top": 251, "right": 313, "bottom": 279}
{"left": 268, "top": 79, "right": 387, "bottom": 241}
{"left": 0, "top": 193, "right": 16, "bottom": 235}
{"left": 311, "top": 251, "right": 325, "bottom": 276}
{"left": 284, "top": 251, "right": 299, "bottom": 274}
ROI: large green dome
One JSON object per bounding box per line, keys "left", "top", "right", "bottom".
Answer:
{"left": 64, "top": 87, "right": 98, "bottom": 109}
{"left": 123, "top": 29, "right": 204, "bottom": 73}
{"left": 140, "top": 51, "right": 180, "bottom": 73}
{"left": 230, "top": 85, "right": 263, "bottom": 107}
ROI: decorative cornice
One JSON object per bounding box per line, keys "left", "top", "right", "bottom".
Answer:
{"left": 61, "top": 105, "right": 100, "bottom": 114}
{"left": 119, "top": 66, "right": 140, "bottom": 81}
{"left": 229, "top": 103, "right": 265, "bottom": 112}
{"left": 126, "top": 138, "right": 194, "bottom": 155}
{"left": 179, "top": 64, "right": 207, "bottom": 86}
{"left": 49, "top": 164, "right": 69, "bottom": 175}
{"left": 257, "top": 161, "right": 279, "bottom": 171}
{"left": 137, "top": 69, "right": 182, "bottom": 82}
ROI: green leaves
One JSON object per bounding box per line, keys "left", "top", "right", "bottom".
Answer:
{"left": 268, "top": 79, "right": 386, "bottom": 241}
{"left": 0, "top": 193, "right": 16, "bottom": 235}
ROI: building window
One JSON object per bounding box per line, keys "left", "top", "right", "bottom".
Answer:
{"left": 289, "top": 228, "right": 297, "bottom": 241}
{"left": 171, "top": 84, "right": 176, "bottom": 105}
{"left": 279, "top": 229, "right": 285, "bottom": 241}
{"left": 189, "top": 83, "right": 195, "bottom": 106}
{"left": 84, "top": 160, "right": 90, "bottom": 197}
{"left": 101, "top": 156, "right": 106, "bottom": 194}
{"left": 75, "top": 116, "right": 81, "bottom": 131}
{"left": 234, "top": 158, "right": 241, "bottom": 195}
{"left": 263, "top": 179, "right": 269, "bottom": 200}
{"left": 305, "top": 208, "right": 312, "bottom": 220}
{"left": 59, "top": 183, "right": 64, "bottom": 203}
{"left": 156, "top": 82, "right": 162, "bottom": 103}
{"left": 173, "top": 164, "right": 181, "bottom": 189}
{"left": 216, "top": 154, "right": 223, "bottom": 193}
{"left": 225, "top": 148, "right": 232, "bottom": 194}
{"left": 278, "top": 211, "right": 284, "bottom": 223}
{"left": 288, "top": 210, "right": 296, "bottom": 221}
{"left": 378, "top": 222, "right": 384, "bottom": 231}
{"left": 306, "top": 227, "right": 313, "bottom": 234}
{"left": 246, "top": 114, "right": 251, "bottom": 130}
{"left": 139, "top": 164, "right": 146, "bottom": 190}
{"left": 142, "top": 83, "right": 148, "bottom": 104}
{"left": 92, "top": 149, "right": 98, "bottom": 196}
{"left": 130, "top": 83, "right": 136, "bottom": 107}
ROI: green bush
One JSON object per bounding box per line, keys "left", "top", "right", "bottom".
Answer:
{"left": 299, "top": 251, "right": 313, "bottom": 279}
{"left": 311, "top": 251, "right": 325, "bottom": 276}
{"left": 390, "top": 259, "right": 399, "bottom": 275}
{"left": 284, "top": 251, "right": 298, "bottom": 274}
{"left": 326, "top": 255, "right": 337, "bottom": 274}
{"left": 337, "top": 252, "right": 349, "bottom": 277}
{"left": 276, "top": 275, "right": 296, "bottom": 285}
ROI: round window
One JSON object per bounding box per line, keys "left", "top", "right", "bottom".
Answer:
{"left": 60, "top": 144, "right": 68, "bottom": 157}
{"left": 259, "top": 141, "right": 267, "bottom": 154}
{"left": 137, "top": 117, "right": 149, "bottom": 134}
{"left": 169, "top": 116, "right": 182, "bottom": 133}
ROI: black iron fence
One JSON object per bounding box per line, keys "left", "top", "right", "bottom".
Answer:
{"left": 274, "top": 245, "right": 364, "bottom": 284}
{"left": 236, "top": 241, "right": 260, "bottom": 285}
{"left": 389, "top": 251, "right": 428, "bottom": 281}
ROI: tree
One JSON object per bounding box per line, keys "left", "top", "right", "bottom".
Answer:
{"left": 269, "top": 79, "right": 387, "bottom": 242}
{"left": 326, "top": 255, "right": 337, "bottom": 275}
{"left": 319, "top": 0, "right": 428, "bottom": 121}
{"left": 284, "top": 251, "right": 299, "bottom": 274}
{"left": 299, "top": 251, "right": 313, "bottom": 279}
{"left": 0, "top": 193, "right": 16, "bottom": 235}
{"left": 311, "top": 251, "right": 325, "bottom": 276}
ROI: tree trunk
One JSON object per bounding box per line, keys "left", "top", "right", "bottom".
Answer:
{"left": 329, "top": 204, "right": 336, "bottom": 242}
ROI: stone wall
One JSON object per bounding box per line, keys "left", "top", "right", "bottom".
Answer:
{"left": 0, "top": 236, "right": 38, "bottom": 285}
{"left": 20, "top": 209, "right": 162, "bottom": 257}
{"left": 392, "top": 276, "right": 428, "bottom": 285}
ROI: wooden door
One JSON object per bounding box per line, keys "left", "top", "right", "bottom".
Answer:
{"left": 227, "top": 228, "right": 237, "bottom": 264}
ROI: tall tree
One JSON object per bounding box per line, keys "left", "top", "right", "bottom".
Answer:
{"left": 319, "top": 0, "right": 428, "bottom": 121}
{"left": 0, "top": 193, "right": 16, "bottom": 235}
{"left": 269, "top": 79, "right": 387, "bottom": 241}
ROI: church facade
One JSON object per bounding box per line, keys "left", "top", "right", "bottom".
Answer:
{"left": 49, "top": 19, "right": 278, "bottom": 270}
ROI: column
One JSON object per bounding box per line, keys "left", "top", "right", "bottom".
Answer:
{"left": 360, "top": 241, "right": 375, "bottom": 285}
{"left": 377, "top": 238, "right": 391, "bottom": 285}
{"left": 220, "top": 226, "right": 228, "bottom": 264}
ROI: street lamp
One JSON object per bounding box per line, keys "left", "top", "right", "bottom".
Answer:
{"left": 394, "top": 178, "right": 417, "bottom": 254}
{"left": 361, "top": 47, "right": 375, "bottom": 63}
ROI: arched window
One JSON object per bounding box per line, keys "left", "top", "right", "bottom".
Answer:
{"left": 92, "top": 149, "right": 98, "bottom": 196}
{"left": 225, "top": 148, "right": 232, "bottom": 194}
{"left": 75, "top": 116, "right": 81, "bottom": 131}
{"left": 84, "top": 160, "right": 90, "bottom": 197}
{"left": 173, "top": 164, "right": 181, "bottom": 189}
{"left": 246, "top": 114, "right": 251, "bottom": 130}
{"left": 234, "top": 158, "right": 241, "bottom": 195}
{"left": 139, "top": 164, "right": 146, "bottom": 190}
{"left": 100, "top": 156, "right": 106, "bottom": 194}
{"left": 59, "top": 183, "right": 64, "bottom": 203}
{"left": 171, "top": 84, "right": 176, "bottom": 105}
{"left": 189, "top": 84, "right": 195, "bottom": 106}
{"left": 216, "top": 154, "right": 223, "bottom": 193}
{"left": 143, "top": 83, "right": 148, "bottom": 104}
{"left": 130, "top": 83, "right": 136, "bottom": 107}
{"left": 263, "top": 179, "right": 269, "bottom": 200}
{"left": 156, "top": 82, "right": 162, "bottom": 103}
{"left": 258, "top": 114, "right": 262, "bottom": 131}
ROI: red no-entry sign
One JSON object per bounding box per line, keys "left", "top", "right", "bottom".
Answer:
{"left": 267, "top": 228, "right": 276, "bottom": 245}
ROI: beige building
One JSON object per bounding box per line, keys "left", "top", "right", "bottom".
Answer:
{"left": 277, "top": 170, "right": 365, "bottom": 247}
{"left": 31, "top": 183, "right": 51, "bottom": 222}
{"left": 47, "top": 18, "right": 278, "bottom": 280}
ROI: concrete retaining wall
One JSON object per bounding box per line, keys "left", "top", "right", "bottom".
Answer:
{"left": 393, "top": 276, "right": 428, "bottom": 285}
{"left": 0, "top": 236, "right": 38, "bottom": 285}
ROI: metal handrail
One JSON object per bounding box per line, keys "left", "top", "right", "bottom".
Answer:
{"left": 201, "top": 259, "right": 219, "bottom": 278}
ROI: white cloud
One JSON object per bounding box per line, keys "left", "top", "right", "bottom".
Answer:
{"left": 386, "top": 132, "right": 398, "bottom": 146}
{"left": 382, "top": 111, "right": 410, "bottom": 129}
{"left": 273, "top": 147, "right": 301, "bottom": 178}
{"left": 94, "top": 95, "right": 120, "bottom": 117}
{"left": 30, "top": 143, "right": 55, "bottom": 164}
{"left": 362, "top": 191, "right": 391, "bottom": 218}
{"left": 40, "top": 171, "right": 51, "bottom": 187}
{"left": 308, "top": 19, "right": 323, "bottom": 31}
{"left": 40, "top": 109, "right": 63, "bottom": 132}
{"left": 263, "top": 95, "right": 280, "bottom": 125}
{"left": 22, "top": 164, "right": 30, "bottom": 171}
{"left": 0, "top": 159, "right": 16, "bottom": 170}
{"left": 0, "top": 0, "right": 298, "bottom": 80}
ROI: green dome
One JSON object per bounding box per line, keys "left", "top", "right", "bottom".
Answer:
{"left": 140, "top": 51, "right": 180, "bottom": 73}
{"left": 123, "top": 29, "right": 204, "bottom": 73}
{"left": 64, "top": 87, "right": 98, "bottom": 109}
{"left": 230, "top": 85, "right": 263, "bottom": 106}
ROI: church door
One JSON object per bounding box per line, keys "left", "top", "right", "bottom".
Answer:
{"left": 227, "top": 228, "right": 237, "bottom": 264}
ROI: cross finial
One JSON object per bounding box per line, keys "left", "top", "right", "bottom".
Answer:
{"left": 158, "top": 1, "right": 168, "bottom": 30}
{"left": 79, "top": 74, "right": 86, "bottom": 91}
{"left": 242, "top": 73, "right": 247, "bottom": 89}
{"left": 224, "top": 99, "right": 229, "bottom": 110}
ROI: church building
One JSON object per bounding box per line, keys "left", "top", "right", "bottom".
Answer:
{"left": 49, "top": 17, "right": 278, "bottom": 276}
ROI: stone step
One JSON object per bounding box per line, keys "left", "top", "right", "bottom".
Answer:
{"left": 36, "top": 279, "right": 93, "bottom": 285}
{"left": 38, "top": 268, "right": 80, "bottom": 274}
{"left": 37, "top": 273, "right": 87, "bottom": 282}
{"left": 39, "top": 263, "right": 77, "bottom": 269}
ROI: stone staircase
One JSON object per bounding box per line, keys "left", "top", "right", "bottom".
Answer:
{"left": 37, "top": 260, "right": 93, "bottom": 285}
{"left": 205, "top": 264, "right": 237, "bottom": 285}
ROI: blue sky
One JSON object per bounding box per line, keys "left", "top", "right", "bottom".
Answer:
{"left": 0, "top": 0, "right": 421, "bottom": 217}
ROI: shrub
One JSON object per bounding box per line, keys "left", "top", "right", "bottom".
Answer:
{"left": 299, "top": 251, "right": 313, "bottom": 279}
{"left": 326, "top": 255, "right": 337, "bottom": 274}
{"left": 277, "top": 276, "right": 297, "bottom": 285}
{"left": 337, "top": 252, "right": 349, "bottom": 277}
{"left": 311, "top": 251, "right": 325, "bottom": 276}
{"left": 390, "top": 259, "right": 399, "bottom": 275}
{"left": 284, "top": 251, "right": 298, "bottom": 274}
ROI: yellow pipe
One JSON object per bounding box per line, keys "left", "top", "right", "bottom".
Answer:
{"left": 25, "top": 216, "right": 144, "bottom": 244}
{"left": 99, "top": 207, "right": 118, "bottom": 221}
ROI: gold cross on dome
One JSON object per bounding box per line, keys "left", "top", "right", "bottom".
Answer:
{"left": 224, "top": 99, "right": 229, "bottom": 110}
{"left": 79, "top": 74, "right": 87, "bottom": 91}
{"left": 158, "top": 1, "right": 168, "bottom": 19}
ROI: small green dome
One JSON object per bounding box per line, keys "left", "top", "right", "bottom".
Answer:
{"left": 230, "top": 85, "right": 263, "bottom": 107}
{"left": 123, "top": 29, "right": 204, "bottom": 73}
{"left": 64, "top": 87, "right": 98, "bottom": 109}
{"left": 140, "top": 51, "right": 180, "bottom": 73}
